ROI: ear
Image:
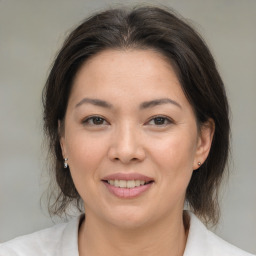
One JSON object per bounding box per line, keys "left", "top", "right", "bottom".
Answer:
{"left": 193, "top": 119, "right": 215, "bottom": 170}
{"left": 58, "top": 120, "right": 67, "bottom": 158}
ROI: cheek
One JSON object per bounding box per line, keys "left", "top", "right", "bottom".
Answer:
{"left": 65, "top": 132, "right": 108, "bottom": 179}
{"left": 148, "top": 129, "right": 198, "bottom": 196}
{"left": 64, "top": 133, "right": 110, "bottom": 204}
{"left": 149, "top": 132, "right": 197, "bottom": 208}
{"left": 151, "top": 132, "right": 197, "bottom": 170}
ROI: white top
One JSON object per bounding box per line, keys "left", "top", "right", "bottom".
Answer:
{"left": 0, "top": 212, "right": 254, "bottom": 256}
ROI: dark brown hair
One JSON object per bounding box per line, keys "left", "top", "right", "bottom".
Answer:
{"left": 43, "top": 6, "right": 230, "bottom": 225}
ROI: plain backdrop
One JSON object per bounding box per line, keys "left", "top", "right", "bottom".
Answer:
{"left": 0, "top": 0, "right": 255, "bottom": 254}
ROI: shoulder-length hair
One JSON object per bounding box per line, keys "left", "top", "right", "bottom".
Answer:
{"left": 43, "top": 6, "right": 230, "bottom": 225}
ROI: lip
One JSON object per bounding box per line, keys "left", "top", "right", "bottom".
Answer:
{"left": 102, "top": 173, "right": 154, "bottom": 182}
{"left": 101, "top": 173, "right": 154, "bottom": 199}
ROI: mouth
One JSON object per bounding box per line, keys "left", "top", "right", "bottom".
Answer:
{"left": 103, "top": 179, "right": 154, "bottom": 188}
{"left": 101, "top": 173, "right": 154, "bottom": 198}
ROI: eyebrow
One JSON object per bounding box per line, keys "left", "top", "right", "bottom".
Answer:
{"left": 75, "top": 98, "right": 113, "bottom": 109}
{"left": 139, "top": 98, "right": 182, "bottom": 109}
{"left": 75, "top": 97, "right": 182, "bottom": 110}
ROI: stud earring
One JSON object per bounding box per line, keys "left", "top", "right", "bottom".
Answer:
{"left": 198, "top": 162, "right": 202, "bottom": 166}
{"left": 64, "top": 158, "right": 68, "bottom": 168}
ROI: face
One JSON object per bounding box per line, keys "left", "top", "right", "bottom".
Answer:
{"left": 60, "top": 49, "right": 213, "bottom": 229}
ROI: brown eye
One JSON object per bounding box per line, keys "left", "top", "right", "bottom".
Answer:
{"left": 153, "top": 117, "right": 166, "bottom": 125}
{"left": 147, "top": 116, "right": 172, "bottom": 126}
{"left": 83, "top": 116, "right": 108, "bottom": 126}
{"left": 92, "top": 117, "right": 105, "bottom": 125}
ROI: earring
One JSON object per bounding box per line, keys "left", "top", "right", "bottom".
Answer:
{"left": 64, "top": 158, "right": 68, "bottom": 168}
{"left": 198, "top": 162, "right": 202, "bottom": 166}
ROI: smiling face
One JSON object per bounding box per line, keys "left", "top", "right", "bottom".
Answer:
{"left": 60, "top": 49, "right": 214, "bottom": 229}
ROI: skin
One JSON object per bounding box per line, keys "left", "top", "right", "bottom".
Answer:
{"left": 60, "top": 49, "right": 215, "bottom": 256}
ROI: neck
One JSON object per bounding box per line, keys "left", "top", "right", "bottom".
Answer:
{"left": 78, "top": 211, "right": 189, "bottom": 256}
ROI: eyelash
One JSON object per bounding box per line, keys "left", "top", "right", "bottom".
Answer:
{"left": 82, "top": 115, "right": 173, "bottom": 127}
{"left": 82, "top": 116, "right": 109, "bottom": 126}
{"left": 146, "top": 115, "right": 173, "bottom": 126}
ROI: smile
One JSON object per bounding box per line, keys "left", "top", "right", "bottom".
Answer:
{"left": 102, "top": 173, "right": 154, "bottom": 198}
{"left": 106, "top": 180, "right": 151, "bottom": 188}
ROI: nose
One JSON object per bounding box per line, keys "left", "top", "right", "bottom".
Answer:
{"left": 108, "top": 123, "right": 146, "bottom": 164}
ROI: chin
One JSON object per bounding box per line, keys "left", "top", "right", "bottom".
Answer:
{"left": 103, "top": 205, "right": 152, "bottom": 229}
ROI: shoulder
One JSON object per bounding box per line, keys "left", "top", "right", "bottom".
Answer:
{"left": 0, "top": 215, "right": 82, "bottom": 256}
{"left": 0, "top": 223, "right": 67, "bottom": 256}
{"left": 184, "top": 211, "right": 255, "bottom": 256}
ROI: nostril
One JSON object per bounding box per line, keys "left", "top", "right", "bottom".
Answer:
{"left": 113, "top": 157, "right": 139, "bottom": 162}
{"left": 108, "top": 144, "right": 146, "bottom": 164}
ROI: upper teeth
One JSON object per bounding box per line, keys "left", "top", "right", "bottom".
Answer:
{"left": 108, "top": 180, "right": 146, "bottom": 188}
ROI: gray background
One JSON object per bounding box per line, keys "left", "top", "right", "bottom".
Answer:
{"left": 0, "top": 0, "right": 255, "bottom": 254}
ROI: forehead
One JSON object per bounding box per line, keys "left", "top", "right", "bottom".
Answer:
{"left": 75, "top": 49, "right": 177, "bottom": 82}
{"left": 69, "top": 49, "right": 189, "bottom": 109}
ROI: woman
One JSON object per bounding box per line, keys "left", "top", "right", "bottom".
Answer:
{"left": 0, "top": 6, "right": 254, "bottom": 256}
